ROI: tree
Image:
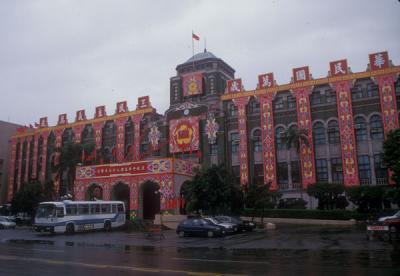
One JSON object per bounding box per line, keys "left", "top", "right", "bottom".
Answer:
{"left": 245, "top": 182, "right": 281, "bottom": 222}
{"left": 306, "top": 183, "right": 348, "bottom": 210}
{"left": 383, "top": 128, "right": 400, "bottom": 186}
{"left": 11, "top": 181, "right": 43, "bottom": 218}
{"left": 183, "top": 164, "right": 241, "bottom": 216}
{"left": 281, "top": 126, "right": 309, "bottom": 195}
{"left": 346, "top": 186, "right": 387, "bottom": 213}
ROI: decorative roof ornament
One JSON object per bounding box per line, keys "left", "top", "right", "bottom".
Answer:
{"left": 205, "top": 113, "right": 219, "bottom": 144}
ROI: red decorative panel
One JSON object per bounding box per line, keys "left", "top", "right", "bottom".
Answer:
{"left": 16, "top": 139, "right": 23, "bottom": 190}
{"left": 95, "top": 106, "right": 106, "bottom": 118}
{"left": 57, "top": 114, "right": 68, "bottom": 125}
{"left": 227, "top": 79, "right": 243, "bottom": 93}
{"left": 169, "top": 116, "right": 200, "bottom": 153}
{"left": 293, "top": 66, "right": 310, "bottom": 82}
{"left": 137, "top": 96, "right": 151, "bottom": 109}
{"left": 115, "top": 118, "right": 127, "bottom": 163}
{"left": 92, "top": 122, "right": 104, "bottom": 150}
{"left": 7, "top": 139, "right": 17, "bottom": 202}
{"left": 258, "top": 73, "right": 274, "bottom": 89}
{"left": 75, "top": 110, "right": 86, "bottom": 122}
{"left": 31, "top": 134, "right": 39, "bottom": 180}
{"left": 39, "top": 117, "right": 48, "bottom": 128}
{"left": 260, "top": 94, "right": 277, "bottom": 190}
{"left": 182, "top": 73, "right": 203, "bottom": 97}
{"left": 24, "top": 137, "right": 32, "bottom": 183}
{"left": 40, "top": 132, "right": 49, "bottom": 182}
{"left": 233, "top": 97, "right": 249, "bottom": 185}
{"left": 334, "top": 81, "right": 359, "bottom": 186}
{"left": 369, "top": 51, "right": 389, "bottom": 71}
{"left": 294, "top": 88, "right": 316, "bottom": 187}
{"left": 330, "top": 60, "right": 348, "bottom": 76}
{"left": 377, "top": 75, "right": 399, "bottom": 134}
{"left": 54, "top": 129, "right": 63, "bottom": 193}
{"left": 116, "top": 101, "right": 128, "bottom": 114}
{"left": 72, "top": 125, "right": 84, "bottom": 144}
{"left": 132, "top": 114, "right": 142, "bottom": 161}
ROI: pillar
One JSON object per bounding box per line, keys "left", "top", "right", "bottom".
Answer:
{"left": 6, "top": 139, "right": 17, "bottom": 202}
{"left": 115, "top": 118, "right": 127, "bottom": 163}
{"left": 31, "top": 134, "right": 39, "bottom": 180}
{"left": 132, "top": 114, "right": 142, "bottom": 161}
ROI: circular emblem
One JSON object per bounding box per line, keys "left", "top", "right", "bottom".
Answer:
{"left": 187, "top": 79, "right": 198, "bottom": 95}
{"left": 183, "top": 109, "right": 190, "bottom": 116}
{"left": 173, "top": 121, "right": 194, "bottom": 149}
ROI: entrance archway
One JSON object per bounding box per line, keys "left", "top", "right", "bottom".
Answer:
{"left": 141, "top": 181, "right": 160, "bottom": 220}
{"left": 112, "top": 182, "right": 130, "bottom": 218}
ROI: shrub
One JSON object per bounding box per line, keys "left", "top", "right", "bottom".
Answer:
{"left": 278, "top": 198, "right": 307, "bottom": 209}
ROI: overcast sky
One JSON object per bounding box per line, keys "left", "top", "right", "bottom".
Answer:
{"left": 0, "top": 0, "right": 399, "bottom": 126}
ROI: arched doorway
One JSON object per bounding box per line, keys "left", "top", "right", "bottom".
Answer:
{"left": 141, "top": 181, "right": 160, "bottom": 220}
{"left": 112, "top": 182, "right": 130, "bottom": 218}
{"left": 86, "top": 184, "right": 103, "bottom": 200}
{"left": 179, "top": 181, "right": 191, "bottom": 215}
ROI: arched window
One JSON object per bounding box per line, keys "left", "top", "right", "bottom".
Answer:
{"left": 370, "top": 115, "right": 384, "bottom": 140}
{"left": 229, "top": 104, "right": 237, "bottom": 117}
{"left": 248, "top": 99, "right": 260, "bottom": 114}
{"left": 252, "top": 129, "right": 262, "bottom": 152}
{"left": 102, "top": 121, "right": 116, "bottom": 159}
{"left": 125, "top": 118, "right": 134, "bottom": 160}
{"left": 355, "top": 117, "right": 368, "bottom": 141}
{"left": 62, "top": 128, "right": 74, "bottom": 146}
{"left": 327, "top": 120, "right": 340, "bottom": 144}
{"left": 230, "top": 132, "right": 239, "bottom": 153}
{"left": 313, "top": 122, "right": 326, "bottom": 145}
{"left": 274, "top": 96, "right": 284, "bottom": 110}
{"left": 275, "top": 127, "right": 285, "bottom": 150}
{"left": 82, "top": 124, "right": 94, "bottom": 145}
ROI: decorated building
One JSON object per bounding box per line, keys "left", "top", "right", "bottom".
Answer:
{"left": 4, "top": 49, "right": 400, "bottom": 216}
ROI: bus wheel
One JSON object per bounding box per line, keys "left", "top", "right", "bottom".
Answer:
{"left": 104, "top": 221, "right": 112, "bottom": 232}
{"left": 66, "top": 223, "right": 74, "bottom": 235}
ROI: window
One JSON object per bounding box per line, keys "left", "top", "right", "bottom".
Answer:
{"left": 313, "top": 122, "right": 326, "bottom": 145}
{"left": 355, "top": 117, "right": 368, "bottom": 141}
{"left": 56, "top": 207, "right": 64, "bottom": 218}
{"left": 210, "top": 144, "right": 218, "bottom": 155}
{"left": 351, "top": 86, "right": 363, "bottom": 100}
{"left": 327, "top": 120, "right": 340, "bottom": 144}
{"left": 396, "top": 81, "right": 400, "bottom": 96}
{"left": 316, "top": 159, "right": 328, "bottom": 182}
{"left": 117, "top": 204, "right": 124, "bottom": 213}
{"left": 275, "top": 127, "right": 285, "bottom": 150}
{"left": 77, "top": 204, "right": 89, "bottom": 215}
{"left": 311, "top": 91, "right": 322, "bottom": 105}
{"left": 326, "top": 89, "right": 336, "bottom": 104}
{"left": 358, "top": 155, "right": 371, "bottom": 183}
{"left": 229, "top": 104, "right": 237, "bottom": 117}
{"left": 248, "top": 100, "right": 260, "bottom": 114}
{"left": 291, "top": 161, "right": 300, "bottom": 184}
{"left": 231, "top": 132, "right": 239, "bottom": 153}
{"left": 253, "top": 129, "right": 262, "bottom": 152}
{"left": 277, "top": 162, "right": 288, "bottom": 185}
{"left": 374, "top": 154, "right": 388, "bottom": 179}
{"left": 367, "top": 84, "right": 379, "bottom": 97}
{"left": 90, "top": 204, "right": 101, "bottom": 214}
{"left": 274, "top": 97, "right": 284, "bottom": 110}
{"left": 101, "top": 204, "right": 111, "bottom": 214}
{"left": 66, "top": 204, "right": 77, "bottom": 215}
{"left": 331, "top": 158, "right": 343, "bottom": 183}
{"left": 287, "top": 96, "right": 296, "bottom": 109}
{"left": 370, "top": 115, "right": 383, "bottom": 140}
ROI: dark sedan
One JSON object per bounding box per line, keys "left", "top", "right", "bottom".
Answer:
{"left": 176, "top": 218, "right": 225, "bottom": 238}
{"left": 216, "top": 216, "right": 256, "bottom": 232}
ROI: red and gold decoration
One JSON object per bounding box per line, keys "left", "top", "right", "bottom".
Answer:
{"left": 95, "top": 106, "right": 106, "bottom": 118}
{"left": 58, "top": 114, "right": 68, "bottom": 125}
{"left": 137, "top": 96, "right": 150, "bottom": 109}
{"left": 227, "top": 79, "right": 242, "bottom": 93}
{"left": 182, "top": 73, "right": 203, "bottom": 97}
{"left": 7, "top": 139, "right": 17, "bottom": 201}
{"left": 132, "top": 114, "right": 142, "bottom": 161}
{"left": 75, "top": 110, "right": 86, "bottom": 122}
{"left": 116, "top": 101, "right": 128, "bottom": 114}
{"left": 369, "top": 51, "right": 389, "bottom": 71}
{"left": 39, "top": 132, "right": 49, "bottom": 182}
{"left": 233, "top": 97, "right": 249, "bottom": 185}
{"left": 169, "top": 116, "right": 200, "bottom": 153}
{"left": 293, "top": 66, "right": 310, "bottom": 82}
{"left": 205, "top": 113, "right": 219, "bottom": 144}
{"left": 115, "top": 118, "right": 126, "bottom": 163}
{"left": 39, "top": 117, "right": 48, "bottom": 128}
{"left": 330, "top": 59, "right": 348, "bottom": 76}
{"left": 148, "top": 123, "right": 161, "bottom": 149}
{"left": 31, "top": 134, "right": 39, "bottom": 180}
{"left": 258, "top": 73, "right": 274, "bottom": 89}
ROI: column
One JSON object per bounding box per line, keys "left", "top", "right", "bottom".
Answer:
{"left": 31, "top": 134, "right": 39, "bottom": 180}
{"left": 6, "top": 139, "right": 17, "bottom": 202}
{"left": 39, "top": 132, "right": 49, "bottom": 183}
{"left": 16, "top": 139, "right": 23, "bottom": 191}
{"left": 115, "top": 118, "right": 126, "bottom": 163}
{"left": 132, "top": 114, "right": 142, "bottom": 161}
{"left": 377, "top": 75, "right": 399, "bottom": 134}
{"left": 72, "top": 125, "right": 84, "bottom": 144}
{"left": 92, "top": 122, "right": 104, "bottom": 162}
{"left": 54, "top": 129, "right": 63, "bottom": 194}
{"left": 24, "top": 136, "right": 32, "bottom": 183}
{"left": 260, "top": 94, "right": 277, "bottom": 190}
{"left": 233, "top": 97, "right": 249, "bottom": 186}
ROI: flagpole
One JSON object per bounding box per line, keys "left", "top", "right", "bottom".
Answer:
{"left": 191, "top": 30, "right": 195, "bottom": 73}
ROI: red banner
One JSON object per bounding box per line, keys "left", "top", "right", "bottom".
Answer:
{"left": 260, "top": 94, "right": 277, "bottom": 190}
{"left": 182, "top": 73, "right": 203, "bottom": 97}
{"left": 227, "top": 79, "right": 242, "bottom": 93}
{"left": 258, "top": 73, "right": 274, "bottom": 89}
{"left": 377, "top": 75, "right": 399, "bottom": 135}
{"left": 95, "top": 106, "right": 106, "bottom": 118}
{"left": 233, "top": 97, "right": 249, "bottom": 185}
{"left": 330, "top": 60, "right": 348, "bottom": 76}
{"left": 293, "top": 66, "right": 310, "bottom": 82}
{"left": 169, "top": 116, "right": 200, "bottom": 153}
{"left": 115, "top": 118, "right": 126, "bottom": 163}
{"left": 369, "top": 51, "right": 389, "bottom": 71}
{"left": 58, "top": 114, "right": 68, "bottom": 125}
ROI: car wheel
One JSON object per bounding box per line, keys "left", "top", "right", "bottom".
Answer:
{"left": 66, "top": 223, "right": 75, "bottom": 235}
{"left": 207, "top": 231, "right": 214, "bottom": 238}
{"left": 104, "top": 221, "right": 112, "bottom": 232}
{"left": 178, "top": 231, "right": 185, "bottom": 238}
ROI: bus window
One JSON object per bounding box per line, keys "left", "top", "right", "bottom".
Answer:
{"left": 78, "top": 204, "right": 89, "bottom": 215}
{"left": 36, "top": 204, "right": 56, "bottom": 218}
{"left": 90, "top": 204, "right": 101, "bottom": 214}
{"left": 66, "top": 205, "right": 77, "bottom": 215}
{"left": 111, "top": 204, "right": 117, "bottom": 214}
{"left": 56, "top": 207, "right": 64, "bottom": 218}
{"left": 101, "top": 204, "right": 111, "bottom": 214}
{"left": 117, "top": 204, "right": 124, "bottom": 214}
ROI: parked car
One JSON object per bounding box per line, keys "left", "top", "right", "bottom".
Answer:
{"left": 378, "top": 210, "right": 400, "bottom": 232}
{"left": 176, "top": 218, "right": 225, "bottom": 238}
{"left": 204, "top": 217, "right": 237, "bottom": 234}
{"left": 216, "top": 216, "right": 256, "bottom": 232}
{"left": 0, "top": 216, "right": 16, "bottom": 229}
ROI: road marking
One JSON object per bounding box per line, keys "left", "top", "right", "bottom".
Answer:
{"left": 0, "top": 255, "right": 246, "bottom": 276}
{"left": 4, "top": 246, "right": 64, "bottom": 254}
{"left": 172, "top": 258, "right": 269, "bottom": 265}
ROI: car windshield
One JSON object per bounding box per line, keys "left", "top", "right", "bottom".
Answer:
{"left": 0, "top": 217, "right": 8, "bottom": 222}
{"left": 36, "top": 204, "right": 56, "bottom": 218}
{"left": 394, "top": 211, "right": 400, "bottom": 217}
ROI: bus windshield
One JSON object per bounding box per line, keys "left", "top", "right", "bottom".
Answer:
{"left": 36, "top": 204, "right": 56, "bottom": 218}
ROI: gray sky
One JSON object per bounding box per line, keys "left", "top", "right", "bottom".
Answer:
{"left": 1, "top": 0, "right": 399, "bottom": 126}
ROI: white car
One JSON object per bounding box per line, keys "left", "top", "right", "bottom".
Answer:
{"left": 0, "top": 216, "right": 16, "bottom": 229}
{"left": 378, "top": 210, "right": 400, "bottom": 222}
{"left": 204, "top": 217, "right": 238, "bottom": 234}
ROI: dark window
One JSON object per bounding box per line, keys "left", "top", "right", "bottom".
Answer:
{"left": 253, "top": 129, "right": 262, "bottom": 152}
{"left": 374, "top": 154, "right": 388, "bottom": 179}
{"left": 316, "top": 159, "right": 328, "bottom": 182}
{"left": 313, "top": 122, "right": 326, "bottom": 145}
{"left": 291, "top": 161, "right": 301, "bottom": 184}
{"left": 370, "top": 115, "right": 384, "bottom": 140}
{"left": 355, "top": 117, "right": 368, "bottom": 141}
{"left": 287, "top": 96, "right": 296, "bottom": 109}
{"left": 331, "top": 158, "right": 343, "bottom": 183}
{"left": 326, "top": 89, "right": 336, "bottom": 104}
{"left": 248, "top": 100, "right": 260, "bottom": 114}
{"left": 62, "top": 128, "right": 74, "bottom": 146}
{"left": 274, "top": 97, "right": 284, "bottom": 110}
{"left": 66, "top": 205, "right": 77, "bottom": 216}
{"left": 275, "top": 127, "right": 285, "bottom": 150}
{"left": 101, "top": 204, "right": 111, "bottom": 214}
{"left": 311, "top": 91, "right": 322, "bottom": 105}
{"left": 277, "top": 162, "right": 288, "bottom": 185}
{"left": 117, "top": 204, "right": 124, "bottom": 213}
{"left": 77, "top": 204, "right": 89, "bottom": 215}
{"left": 351, "top": 86, "right": 363, "bottom": 100}
{"left": 82, "top": 125, "right": 94, "bottom": 145}
{"left": 231, "top": 132, "right": 239, "bottom": 153}
{"left": 229, "top": 104, "right": 237, "bottom": 117}
{"left": 210, "top": 144, "right": 218, "bottom": 155}
{"left": 328, "top": 120, "right": 340, "bottom": 144}
{"left": 367, "top": 84, "right": 379, "bottom": 97}
{"left": 358, "top": 155, "right": 371, "bottom": 183}
{"left": 396, "top": 81, "right": 400, "bottom": 96}
{"left": 90, "top": 204, "right": 101, "bottom": 214}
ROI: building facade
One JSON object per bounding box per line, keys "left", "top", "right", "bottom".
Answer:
{"left": 4, "top": 50, "right": 400, "bottom": 217}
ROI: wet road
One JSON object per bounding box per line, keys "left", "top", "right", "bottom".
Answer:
{"left": 0, "top": 225, "right": 399, "bottom": 275}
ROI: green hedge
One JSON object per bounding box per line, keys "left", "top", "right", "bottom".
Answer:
{"left": 241, "top": 208, "right": 370, "bottom": 221}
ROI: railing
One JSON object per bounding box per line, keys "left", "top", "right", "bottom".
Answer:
{"left": 360, "top": 178, "right": 371, "bottom": 186}
{"left": 376, "top": 177, "right": 388, "bottom": 185}
{"left": 331, "top": 180, "right": 344, "bottom": 185}
{"left": 278, "top": 182, "right": 289, "bottom": 190}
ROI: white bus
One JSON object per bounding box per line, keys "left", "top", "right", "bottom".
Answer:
{"left": 34, "top": 200, "right": 126, "bottom": 234}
